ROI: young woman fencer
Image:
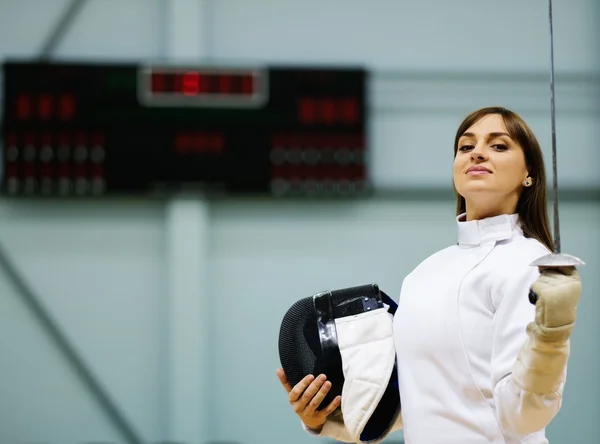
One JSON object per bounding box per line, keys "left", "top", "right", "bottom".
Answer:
{"left": 276, "top": 106, "right": 582, "bottom": 444}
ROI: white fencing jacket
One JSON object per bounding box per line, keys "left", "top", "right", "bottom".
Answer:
{"left": 304, "top": 213, "right": 566, "bottom": 444}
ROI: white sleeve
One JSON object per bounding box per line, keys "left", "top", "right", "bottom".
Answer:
{"left": 300, "top": 409, "right": 355, "bottom": 442}
{"left": 301, "top": 410, "right": 403, "bottom": 443}
{"left": 301, "top": 420, "right": 354, "bottom": 442}
{"left": 490, "top": 264, "right": 566, "bottom": 437}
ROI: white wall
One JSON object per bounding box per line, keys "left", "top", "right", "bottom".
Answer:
{"left": 0, "top": 200, "right": 165, "bottom": 444}
{"left": 0, "top": 1, "right": 598, "bottom": 444}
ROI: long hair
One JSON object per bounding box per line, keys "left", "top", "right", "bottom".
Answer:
{"left": 453, "top": 106, "right": 554, "bottom": 252}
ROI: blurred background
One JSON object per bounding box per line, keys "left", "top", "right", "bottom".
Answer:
{"left": 0, "top": 0, "right": 598, "bottom": 443}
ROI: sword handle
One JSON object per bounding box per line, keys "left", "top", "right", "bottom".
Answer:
{"left": 528, "top": 289, "right": 539, "bottom": 305}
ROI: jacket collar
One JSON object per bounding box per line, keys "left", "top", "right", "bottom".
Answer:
{"left": 457, "top": 212, "right": 522, "bottom": 247}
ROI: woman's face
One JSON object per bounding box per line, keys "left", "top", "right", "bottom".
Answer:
{"left": 453, "top": 114, "right": 530, "bottom": 216}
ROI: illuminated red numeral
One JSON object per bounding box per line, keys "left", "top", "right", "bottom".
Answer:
{"left": 38, "top": 94, "right": 53, "bottom": 120}
{"left": 182, "top": 72, "right": 200, "bottom": 96}
{"left": 218, "top": 75, "right": 232, "bottom": 94}
{"left": 241, "top": 75, "right": 254, "bottom": 94}
{"left": 298, "top": 97, "right": 360, "bottom": 125}
{"left": 340, "top": 99, "right": 358, "bottom": 123}
{"left": 321, "top": 98, "right": 335, "bottom": 123}
{"left": 175, "top": 133, "right": 191, "bottom": 152}
{"left": 174, "top": 132, "right": 223, "bottom": 155}
{"left": 152, "top": 73, "right": 165, "bottom": 93}
{"left": 198, "top": 75, "right": 209, "bottom": 93}
{"left": 16, "top": 94, "right": 31, "bottom": 119}
{"left": 299, "top": 98, "right": 316, "bottom": 124}
{"left": 209, "top": 134, "right": 224, "bottom": 153}
{"left": 58, "top": 94, "right": 76, "bottom": 121}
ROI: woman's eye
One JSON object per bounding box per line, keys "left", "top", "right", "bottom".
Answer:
{"left": 459, "top": 145, "right": 473, "bottom": 152}
{"left": 492, "top": 144, "right": 508, "bottom": 151}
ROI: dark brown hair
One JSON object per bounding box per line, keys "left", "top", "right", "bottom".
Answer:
{"left": 453, "top": 106, "right": 554, "bottom": 252}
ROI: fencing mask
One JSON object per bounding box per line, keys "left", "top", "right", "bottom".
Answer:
{"left": 278, "top": 283, "right": 401, "bottom": 443}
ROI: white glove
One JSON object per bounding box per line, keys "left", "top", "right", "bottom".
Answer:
{"left": 513, "top": 266, "right": 582, "bottom": 394}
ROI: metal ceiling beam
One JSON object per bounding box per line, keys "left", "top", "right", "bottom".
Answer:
{"left": 39, "top": 0, "right": 88, "bottom": 59}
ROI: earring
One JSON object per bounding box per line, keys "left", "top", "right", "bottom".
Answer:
{"left": 524, "top": 179, "right": 532, "bottom": 187}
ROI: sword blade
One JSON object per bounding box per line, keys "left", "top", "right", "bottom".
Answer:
{"left": 548, "top": 0, "right": 560, "bottom": 254}
{"left": 528, "top": 0, "right": 585, "bottom": 269}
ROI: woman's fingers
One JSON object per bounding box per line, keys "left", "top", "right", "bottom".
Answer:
{"left": 320, "top": 395, "right": 342, "bottom": 417}
{"left": 304, "top": 379, "right": 332, "bottom": 414}
{"left": 288, "top": 374, "right": 316, "bottom": 403}
{"left": 296, "top": 375, "right": 327, "bottom": 411}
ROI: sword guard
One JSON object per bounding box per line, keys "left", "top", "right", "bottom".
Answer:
{"left": 529, "top": 252, "right": 585, "bottom": 268}
{"left": 528, "top": 252, "right": 584, "bottom": 305}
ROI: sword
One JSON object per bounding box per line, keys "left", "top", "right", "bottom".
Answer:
{"left": 528, "top": 0, "right": 585, "bottom": 302}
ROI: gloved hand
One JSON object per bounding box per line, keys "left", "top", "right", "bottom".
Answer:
{"left": 528, "top": 266, "right": 582, "bottom": 342}
{"left": 514, "top": 266, "right": 582, "bottom": 395}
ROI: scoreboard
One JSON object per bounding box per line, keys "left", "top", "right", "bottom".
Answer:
{"left": 1, "top": 61, "right": 369, "bottom": 198}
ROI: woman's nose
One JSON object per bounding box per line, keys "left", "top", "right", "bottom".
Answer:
{"left": 470, "top": 144, "right": 487, "bottom": 160}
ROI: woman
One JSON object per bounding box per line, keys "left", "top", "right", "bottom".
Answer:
{"left": 276, "top": 106, "right": 582, "bottom": 443}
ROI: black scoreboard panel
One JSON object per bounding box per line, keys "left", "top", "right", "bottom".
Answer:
{"left": 1, "top": 61, "right": 368, "bottom": 198}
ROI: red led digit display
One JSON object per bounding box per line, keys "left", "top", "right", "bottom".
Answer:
{"left": 58, "top": 94, "right": 76, "bottom": 120}
{"left": 141, "top": 66, "right": 265, "bottom": 108}
{"left": 12, "top": 93, "right": 77, "bottom": 122}
{"left": 174, "top": 131, "right": 224, "bottom": 155}
{"left": 149, "top": 71, "right": 255, "bottom": 96}
{"left": 181, "top": 72, "right": 201, "bottom": 95}
{"left": 16, "top": 94, "right": 31, "bottom": 119}
{"left": 298, "top": 97, "right": 360, "bottom": 125}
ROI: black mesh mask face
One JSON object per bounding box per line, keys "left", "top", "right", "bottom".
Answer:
{"left": 278, "top": 283, "right": 396, "bottom": 411}
{"left": 278, "top": 295, "right": 342, "bottom": 409}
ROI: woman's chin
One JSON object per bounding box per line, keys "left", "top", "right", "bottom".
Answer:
{"left": 458, "top": 181, "right": 494, "bottom": 196}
